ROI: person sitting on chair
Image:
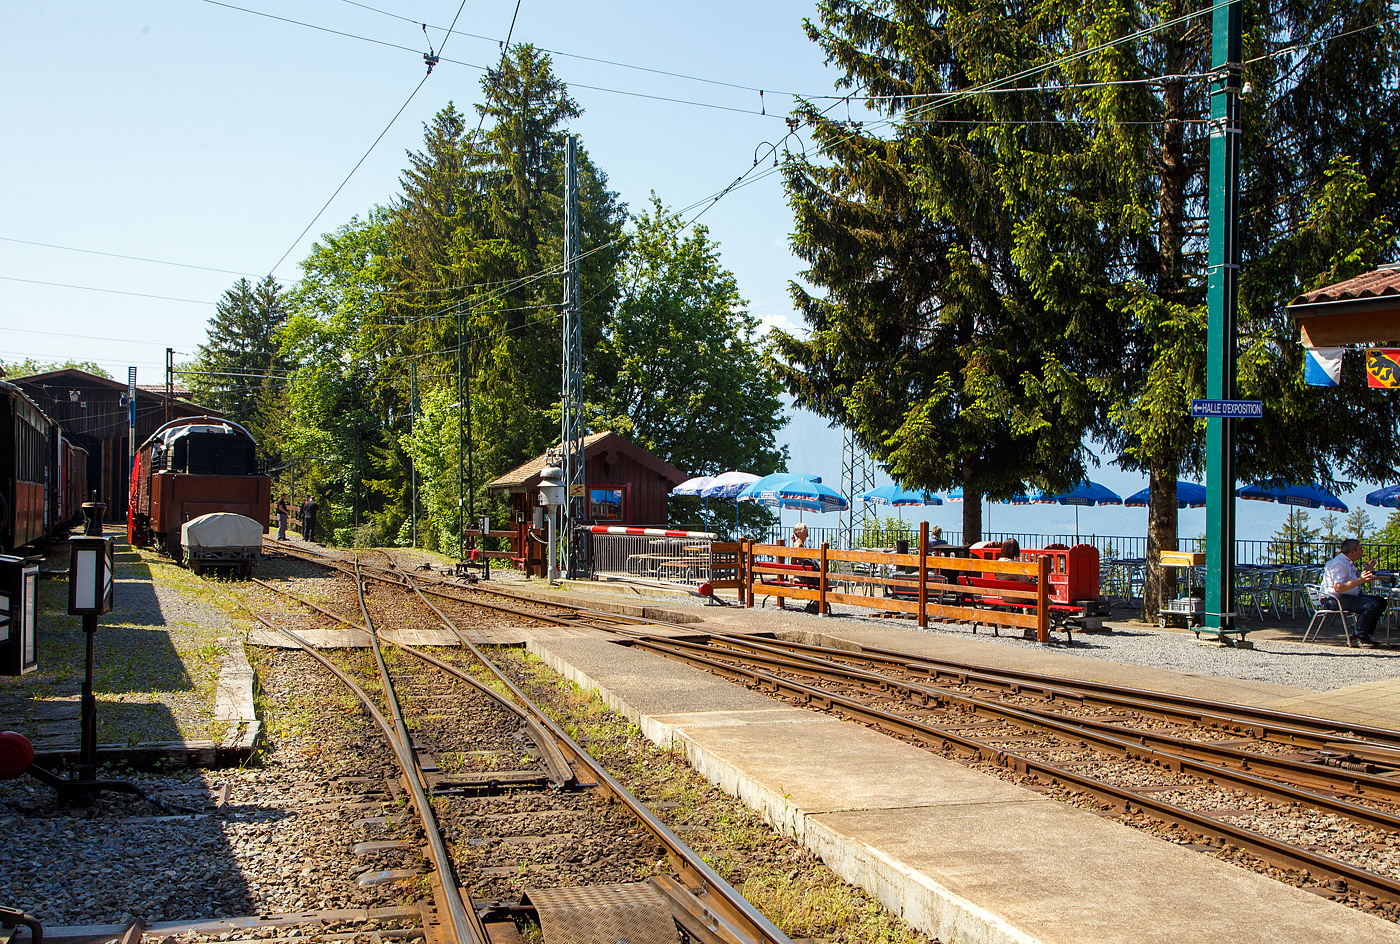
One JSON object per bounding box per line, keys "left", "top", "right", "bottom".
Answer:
{"left": 1321, "top": 538, "right": 1385, "bottom": 647}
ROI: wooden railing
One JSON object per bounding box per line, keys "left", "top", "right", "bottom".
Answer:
{"left": 732, "top": 523, "right": 1054, "bottom": 643}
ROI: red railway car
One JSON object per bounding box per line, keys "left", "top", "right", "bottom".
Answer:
{"left": 127, "top": 416, "right": 270, "bottom": 563}
{"left": 1, "top": 381, "right": 88, "bottom": 554}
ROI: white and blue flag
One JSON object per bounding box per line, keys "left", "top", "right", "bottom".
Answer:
{"left": 1304, "top": 347, "right": 1344, "bottom": 386}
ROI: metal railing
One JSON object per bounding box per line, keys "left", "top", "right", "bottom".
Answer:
{"left": 590, "top": 532, "right": 719, "bottom": 588}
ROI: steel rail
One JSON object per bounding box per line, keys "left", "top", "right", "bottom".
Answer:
{"left": 207, "top": 582, "right": 487, "bottom": 944}
{"left": 626, "top": 633, "right": 1400, "bottom": 833}
{"left": 264, "top": 548, "right": 795, "bottom": 944}
{"left": 619, "top": 634, "right": 1400, "bottom": 903}
{"left": 803, "top": 637, "right": 1400, "bottom": 754}
{"left": 371, "top": 556, "right": 795, "bottom": 944}
{"left": 247, "top": 576, "right": 576, "bottom": 787}
{"left": 677, "top": 633, "right": 1400, "bottom": 803}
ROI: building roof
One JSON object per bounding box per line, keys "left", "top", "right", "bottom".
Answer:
{"left": 487, "top": 430, "right": 688, "bottom": 491}
{"left": 14, "top": 367, "right": 222, "bottom": 416}
{"left": 1288, "top": 264, "right": 1400, "bottom": 347}
{"left": 1292, "top": 264, "right": 1400, "bottom": 306}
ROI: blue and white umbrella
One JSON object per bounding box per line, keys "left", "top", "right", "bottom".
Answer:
{"left": 698, "top": 471, "right": 761, "bottom": 498}
{"left": 736, "top": 472, "right": 821, "bottom": 503}
{"left": 1366, "top": 484, "right": 1400, "bottom": 508}
{"left": 1239, "top": 483, "right": 1348, "bottom": 512}
{"left": 1017, "top": 481, "right": 1123, "bottom": 507}
{"left": 1124, "top": 481, "right": 1207, "bottom": 508}
{"left": 670, "top": 475, "right": 716, "bottom": 497}
{"left": 768, "top": 479, "right": 849, "bottom": 514}
{"left": 858, "top": 484, "right": 943, "bottom": 506}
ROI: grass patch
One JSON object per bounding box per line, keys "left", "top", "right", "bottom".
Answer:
{"left": 481, "top": 647, "right": 933, "bottom": 944}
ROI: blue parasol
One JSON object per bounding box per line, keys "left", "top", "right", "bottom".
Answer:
{"left": 1239, "top": 483, "right": 1348, "bottom": 512}
{"left": 1124, "top": 481, "right": 1207, "bottom": 508}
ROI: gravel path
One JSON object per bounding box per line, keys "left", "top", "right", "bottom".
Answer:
{"left": 905, "top": 621, "right": 1400, "bottom": 691}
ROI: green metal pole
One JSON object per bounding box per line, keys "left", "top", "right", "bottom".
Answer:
{"left": 1203, "top": 1, "right": 1243, "bottom": 639}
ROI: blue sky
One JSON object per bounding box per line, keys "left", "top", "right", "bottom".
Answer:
{"left": 1, "top": 2, "right": 1389, "bottom": 544}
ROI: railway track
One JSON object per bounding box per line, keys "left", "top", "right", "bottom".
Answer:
{"left": 613, "top": 630, "right": 1400, "bottom": 913}
{"left": 221, "top": 545, "right": 795, "bottom": 944}
{"left": 265, "top": 541, "right": 1400, "bottom": 918}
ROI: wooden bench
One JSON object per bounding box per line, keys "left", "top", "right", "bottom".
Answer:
{"left": 960, "top": 575, "right": 1080, "bottom": 642}
{"left": 754, "top": 559, "right": 825, "bottom": 612}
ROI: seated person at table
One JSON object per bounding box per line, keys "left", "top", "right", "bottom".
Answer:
{"left": 1321, "top": 538, "right": 1386, "bottom": 647}
{"left": 927, "top": 525, "right": 948, "bottom": 549}
{"left": 789, "top": 524, "right": 820, "bottom": 586}
{"left": 996, "top": 538, "right": 1035, "bottom": 583}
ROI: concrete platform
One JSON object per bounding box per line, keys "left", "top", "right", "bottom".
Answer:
{"left": 524, "top": 621, "right": 1400, "bottom": 943}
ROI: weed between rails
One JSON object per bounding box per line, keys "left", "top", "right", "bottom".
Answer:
{"left": 477, "top": 646, "right": 934, "bottom": 944}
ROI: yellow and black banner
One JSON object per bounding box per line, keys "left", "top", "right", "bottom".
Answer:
{"left": 1366, "top": 349, "right": 1400, "bottom": 388}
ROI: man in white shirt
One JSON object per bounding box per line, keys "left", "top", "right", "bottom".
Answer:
{"left": 1320, "top": 538, "right": 1385, "bottom": 646}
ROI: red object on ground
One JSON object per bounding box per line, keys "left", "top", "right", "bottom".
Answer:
{"left": 0, "top": 731, "right": 35, "bottom": 779}
{"left": 697, "top": 582, "right": 714, "bottom": 597}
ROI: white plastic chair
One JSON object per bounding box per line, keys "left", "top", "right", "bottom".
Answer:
{"left": 1302, "top": 584, "right": 1357, "bottom": 647}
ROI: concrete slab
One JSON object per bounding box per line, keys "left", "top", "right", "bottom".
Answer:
{"left": 527, "top": 632, "right": 1400, "bottom": 944}
{"left": 1266, "top": 677, "right": 1400, "bottom": 728}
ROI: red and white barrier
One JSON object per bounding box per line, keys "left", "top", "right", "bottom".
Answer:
{"left": 588, "top": 526, "right": 717, "bottom": 540}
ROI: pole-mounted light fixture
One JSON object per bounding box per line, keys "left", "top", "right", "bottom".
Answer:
{"left": 68, "top": 534, "right": 114, "bottom": 616}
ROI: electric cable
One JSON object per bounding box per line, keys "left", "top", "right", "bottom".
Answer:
{"left": 267, "top": 70, "right": 433, "bottom": 277}
{"left": 0, "top": 236, "right": 260, "bottom": 277}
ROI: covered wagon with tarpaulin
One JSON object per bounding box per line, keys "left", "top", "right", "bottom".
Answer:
{"left": 486, "top": 431, "right": 689, "bottom": 579}
{"left": 181, "top": 512, "right": 263, "bottom": 576}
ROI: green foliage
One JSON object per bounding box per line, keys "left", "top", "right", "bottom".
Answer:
{"left": 856, "top": 516, "right": 910, "bottom": 549}
{"left": 0, "top": 358, "right": 112, "bottom": 380}
{"left": 600, "top": 195, "right": 787, "bottom": 530}
{"left": 1373, "top": 509, "right": 1400, "bottom": 552}
{"left": 186, "top": 275, "right": 289, "bottom": 466}
{"left": 781, "top": 0, "right": 1400, "bottom": 600}
{"left": 1346, "top": 508, "right": 1375, "bottom": 541}
{"left": 1267, "top": 508, "right": 1324, "bottom": 566}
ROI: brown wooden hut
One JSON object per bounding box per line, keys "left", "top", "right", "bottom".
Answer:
{"left": 12, "top": 369, "right": 215, "bottom": 521}
{"left": 486, "top": 431, "right": 688, "bottom": 576}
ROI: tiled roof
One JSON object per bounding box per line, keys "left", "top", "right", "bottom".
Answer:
{"left": 487, "top": 430, "right": 687, "bottom": 490}
{"left": 1292, "top": 265, "right": 1400, "bottom": 306}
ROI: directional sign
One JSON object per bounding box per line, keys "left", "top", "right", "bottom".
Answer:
{"left": 1190, "top": 399, "right": 1263, "bottom": 419}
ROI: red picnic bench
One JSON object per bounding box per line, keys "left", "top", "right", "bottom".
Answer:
{"left": 753, "top": 559, "right": 827, "bottom": 613}
{"left": 959, "top": 575, "right": 1081, "bottom": 642}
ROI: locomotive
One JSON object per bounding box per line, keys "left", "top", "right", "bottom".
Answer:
{"left": 127, "top": 416, "right": 270, "bottom": 565}
{"left": 1, "top": 380, "right": 89, "bottom": 554}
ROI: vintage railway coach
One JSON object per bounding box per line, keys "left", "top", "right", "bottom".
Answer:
{"left": 128, "top": 417, "right": 270, "bottom": 561}
{"left": 1, "top": 381, "right": 88, "bottom": 553}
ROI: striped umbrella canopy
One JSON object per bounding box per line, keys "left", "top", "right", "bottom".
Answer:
{"left": 858, "top": 484, "right": 943, "bottom": 506}
{"left": 765, "top": 479, "right": 849, "bottom": 514}
{"left": 1012, "top": 481, "right": 1123, "bottom": 507}
{"left": 1239, "top": 483, "right": 1348, "bottom": 512}
{"left": 669, "top": 475, "right": 716, "bottom": 497}
{"left": 697, "top": 471, "right": 761, "bottom": 498}
{"left": 736, "top": 472, "right": 821, "bottom": 502}
{"left": 1366, "top": 484, "right": 1400, "bottom": 508}
{"left": 1124, "top": 481, "right": 1207, "bottom": 508}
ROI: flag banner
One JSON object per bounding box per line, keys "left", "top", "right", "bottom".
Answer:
{"left": 1367, "top": 349, "right": 1400, "bottom": 388}
{"left": 1305, "top": 347, "right": 1344, "bottom": 386}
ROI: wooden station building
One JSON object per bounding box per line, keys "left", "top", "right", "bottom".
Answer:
{"left": 487, "top": 430, "right": 688, "bottom": 576}
{"left": 11, "top": 368, "right": 215, "bottom": 522}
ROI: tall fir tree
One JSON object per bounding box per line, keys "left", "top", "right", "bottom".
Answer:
{"left": 190, "top": 275, "right": 289, "bottom": 464}
{"left": 780, "top": 1, "right": 1400, "bottom": 614}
